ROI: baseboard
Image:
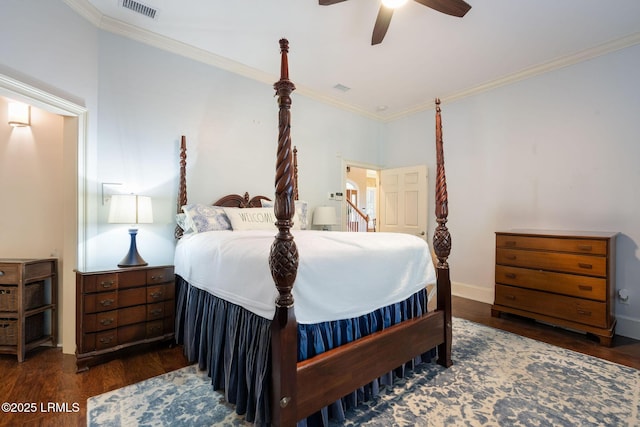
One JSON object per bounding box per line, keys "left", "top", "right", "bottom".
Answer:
{"left": 451, "top": 281, "right": 494, "bottom": 305}
{"left": 615, "top": 314, "right": 640, "bottom": 341}
{"left": 452, "top": 281, "right": 640, "bottom": 341}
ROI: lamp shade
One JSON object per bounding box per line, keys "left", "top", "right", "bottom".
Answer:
{"left": 313, "top": 206, "right": 337, "bottom": 227}
{"left": 108, "top": 194, "right": 153, "bottom": 224}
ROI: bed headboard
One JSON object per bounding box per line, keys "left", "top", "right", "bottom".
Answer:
{"left": 174, "top": 138, "right": 299, "bottom": 239}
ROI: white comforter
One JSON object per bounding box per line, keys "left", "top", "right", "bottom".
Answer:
{"left": 174, "top": 230, "right": 436, "bottom": 324}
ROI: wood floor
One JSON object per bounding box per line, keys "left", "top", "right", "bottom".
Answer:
{"left": 0, "top": 296, "right": 638, "bottom": 427}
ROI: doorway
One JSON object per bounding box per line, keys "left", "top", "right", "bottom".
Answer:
{"left": 0, "top": 73, "right": 87, "bottom": 355}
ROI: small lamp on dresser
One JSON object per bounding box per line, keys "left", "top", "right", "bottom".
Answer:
{"left": 313, "top": 206, "right": 337, "bottom": 231}
{"left": 108, "top": 194, "right": 153, "bottom": 267}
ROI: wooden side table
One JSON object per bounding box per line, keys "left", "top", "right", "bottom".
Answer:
{"left": 0, "top": 258, "right": 58, "bottom": 362}
{"left": 75, "top": 265, "right": 175, "bottom": 371}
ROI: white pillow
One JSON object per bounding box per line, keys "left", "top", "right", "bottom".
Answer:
{"left": 182, "top": 204, "right": 232, "bottom": 233}
{"left": 261, "top": 199, "right": 308, "bottom": 230}
{"left": 224, "top": 207, "right": 300, "bottom": 231}
{"left": 223, "top": 207, "right": 276, "bottom": 231}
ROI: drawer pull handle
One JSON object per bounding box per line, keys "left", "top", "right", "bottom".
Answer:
{"left": 100, "top": 318, "right": 114, "bottom": 326}
{"left": 505, "top": 295, "right": 516, "bottom": 300}
{"left": 0, "top": 271, "right": 4, "bottom": 277}
{"left": 505, "top": 255, "right": 516, "bottom": 260}
{"left": 578, "top": 245, "right": 592, "bottom": 251}
{"left": 100, "top": 298, "right": 115, "bottom": 307}
{"left": 577, "top": 309, "right": 592, "bottom": 317}
{"left": 149, "top": 326, "right": 161, "bottom": 333}
{"left": 101, "top": 281, "right": 115, "bottom": 288}
{"left": 151, "top": 275, "right": 164, "bottom": 281}
{"left": 578, "top": 285, "right": 593, "bottom": 291}
{"left": 151, "top": 309, "right": 163, "bottom": 316}
{"left": 504, "top": 241, "right": 516, "bottom": 247}
{"left": 505, "top": 273, "right": 516, "bottom": 279}
{"left": 99, "top": 336, "right": 114, "bottom": 344}
{"left": 150, "top": 291, "right": 163, "bottom": 300}
{"left": 578, "top": 263, "right": 593, "bottom": 269}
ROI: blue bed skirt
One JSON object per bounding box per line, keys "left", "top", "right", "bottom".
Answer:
{"left": 175, "top": 275, "right": 436, "bottom": 426}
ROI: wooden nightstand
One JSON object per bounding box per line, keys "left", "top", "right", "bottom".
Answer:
{"left": 75, "top": 265, "right": 175, "bottom": 371}
{"left": 0, "top": 258, "right": 58, "bottom": 362}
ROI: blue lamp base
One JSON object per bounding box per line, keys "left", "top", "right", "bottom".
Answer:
{"left": 118, "top": 228, "right": 148, "bottom": 268}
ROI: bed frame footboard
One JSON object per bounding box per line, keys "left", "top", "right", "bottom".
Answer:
{"left": 269, "top": 40, "right": 452, "bottom": 427}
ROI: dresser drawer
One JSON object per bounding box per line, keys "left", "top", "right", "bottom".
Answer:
{"left": 146, "top": 320, "right": 164, "bottom": 338}
{"left": 95, "top": 330, "right": 117, "bottom": 350}
{"left": 147, "top": 267, "right": 173, "bottom": 285}
{"left": 495, "top": 265, "right": 607, "bottom": 301}
{"left": 495, "top": 284, "right": 607, "bottom": 328}
{"left": 496, "top": 235, "right": 608, "bottom": 255}
{"left": 118, "top": 270, "right": 147, "bottom": 290}
{"left": 83, "top": 310, "right": 118, "bottom": 333}
{"left": 84, "top": 291, "right": 118, "bottom": 313}
{"left": 0, "top": 264, "right": 19, "bottom": 284}
{"left": 147, "top": 282, "right": 175, "bottom": 303}
{"left": 496, "top": 248, "right": 606, "bottom": 277}
{"left": 118, "top": 287, "right": 147, "bottom": 308}
{"left": 118, "top": 305, "right": 147, "bottom": 326}
{"left": 24, "top": 260, "right": 55, "bottom": 281}
{"left": 82, "top": 273, "right": 118, "bottom": 293}
{"left": 117, "top": 323, "right": 146, "bottom": 343}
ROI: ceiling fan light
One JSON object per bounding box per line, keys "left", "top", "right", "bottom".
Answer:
{"left": 381, "top": 0, "right": 408, "bottom": 8}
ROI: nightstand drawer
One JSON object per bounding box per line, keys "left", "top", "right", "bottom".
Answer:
{"left": 495, "top": 265, "right": 607, "bottom": 301}
{"left": 82, "top": 273, "right": 118, "bottom": 293}
{"left": 496, "top": 248, "right": 606, "bottom": 277}
{"left": 147, "top": 267, "right": 173, "bottom": 284}
{"left": 496, "top": 235, "right": 608, "bottom": 255}
{"left": 147, "top": 282, "right": 175, "bottom": 303}
{"left": 95, "top": 330, "right": 117, "bottom": 350}
{"left": 0, "top": 264, "right": 19, "bottom": 284}
{"left": 84, "top": 292, "right": 118, "bottom": 313}
{"left": 118, "top": 287, "right": 147, "bottom": 308}
{"left": 495, "top": 284, "right": 607, "bottom": 328}
{"left": 118, "top": 270, "right": 147, "bottom": 289}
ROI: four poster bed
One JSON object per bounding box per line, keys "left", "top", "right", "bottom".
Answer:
{"left": 173, "top": 39, "right": 453, "bottom": 427}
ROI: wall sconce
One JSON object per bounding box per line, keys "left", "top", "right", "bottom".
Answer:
{"left": 313, "top": 206, "right": 337, "bottom": 231}
{"left": 108, "top": 194, "right": 153, "bottom": 267}
{"left": 8, "top": 102, "right": 31, "bottom": 127}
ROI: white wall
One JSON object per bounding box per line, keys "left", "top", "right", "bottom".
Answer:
{"left": 0, "top": 99, "right": 64, "bottom": 257}
{"left": 383, "top": 44, "right": 640, "bottom": 339}
{"left": 91, "top": 32, "right": 383, "bottom": 269}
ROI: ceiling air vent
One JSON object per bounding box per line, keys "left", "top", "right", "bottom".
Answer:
{"left": 120, "top": 0, "right": 158, "bottom": 19}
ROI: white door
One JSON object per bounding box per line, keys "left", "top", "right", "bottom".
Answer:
{"left": 379, "top": 165, "right": 428, "bottom": 240}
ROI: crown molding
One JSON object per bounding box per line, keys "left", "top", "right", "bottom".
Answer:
{"left": 383, "top": 31, "right": 640, "bottom": 121}
{"left": 63, "top": 1, "right": 640, "bottom": 122}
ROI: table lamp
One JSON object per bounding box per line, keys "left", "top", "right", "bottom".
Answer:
{"left": 108, "top": 194, "right": 153, "bottom": 267}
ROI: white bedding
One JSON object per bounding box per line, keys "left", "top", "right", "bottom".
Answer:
{"left": 174, "top": 230, "right": 436, "bottom": 324}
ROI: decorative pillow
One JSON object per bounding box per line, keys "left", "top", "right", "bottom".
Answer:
{"left": 261, "top": 199, "right": 308, "bottom": 230}
{"left": 175, "top": 213, "right": 189, "bottom": 232}
{"left": 224, "top": 207, "right": 300, "bottom": 230}
{"left": 295, "top": 200, "right": 309, "bottom": 230}
{"left": 182, "top": 204, "right": 231, "bottom": 233}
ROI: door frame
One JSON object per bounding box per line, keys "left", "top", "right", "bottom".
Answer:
{"left": 341, "top": 158, "right": 382, "bottom": 231}
{"left": 0, "top": 73, "right": 88, "bottom": 355}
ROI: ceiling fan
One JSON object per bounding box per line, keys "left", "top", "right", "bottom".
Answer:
{"left": 319, "top": 0, "right": 471, "bottom": 45}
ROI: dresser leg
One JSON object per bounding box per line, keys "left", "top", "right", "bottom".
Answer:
{"left": 491, "top": 308, "right": 501, "bottom": 318}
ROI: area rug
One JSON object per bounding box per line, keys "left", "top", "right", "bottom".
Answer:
{"left": 87, "top": 318, "right": 640, "bottom": 426}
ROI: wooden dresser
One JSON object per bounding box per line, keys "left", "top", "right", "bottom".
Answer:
{"left": 492, "top": 230, "right": 617, "bottom": 346}
{"left": 0, "top": 258, "right": 57, "bottom": 362}
{"left": 75, "top": 265, "right": 175, "bottom": 371}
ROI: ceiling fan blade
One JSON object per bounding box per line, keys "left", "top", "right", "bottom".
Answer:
{"left": 413, "top": 0, "right": 471, "bottom": 17}
{"left": 318, "top": 0, "right": 348, "bottom": 5}
{"left": 371, "top": 6, "right": 394, "bottom": 45}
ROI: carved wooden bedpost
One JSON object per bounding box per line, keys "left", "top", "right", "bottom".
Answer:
{"left": 269, "top": 38, "right": 299, "bottom": 427}
{"left": 433, "top": 99, "right": 453, "bottom": 368}
{"left": 175, "top": 135, "right": 187, "bottom": 239}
